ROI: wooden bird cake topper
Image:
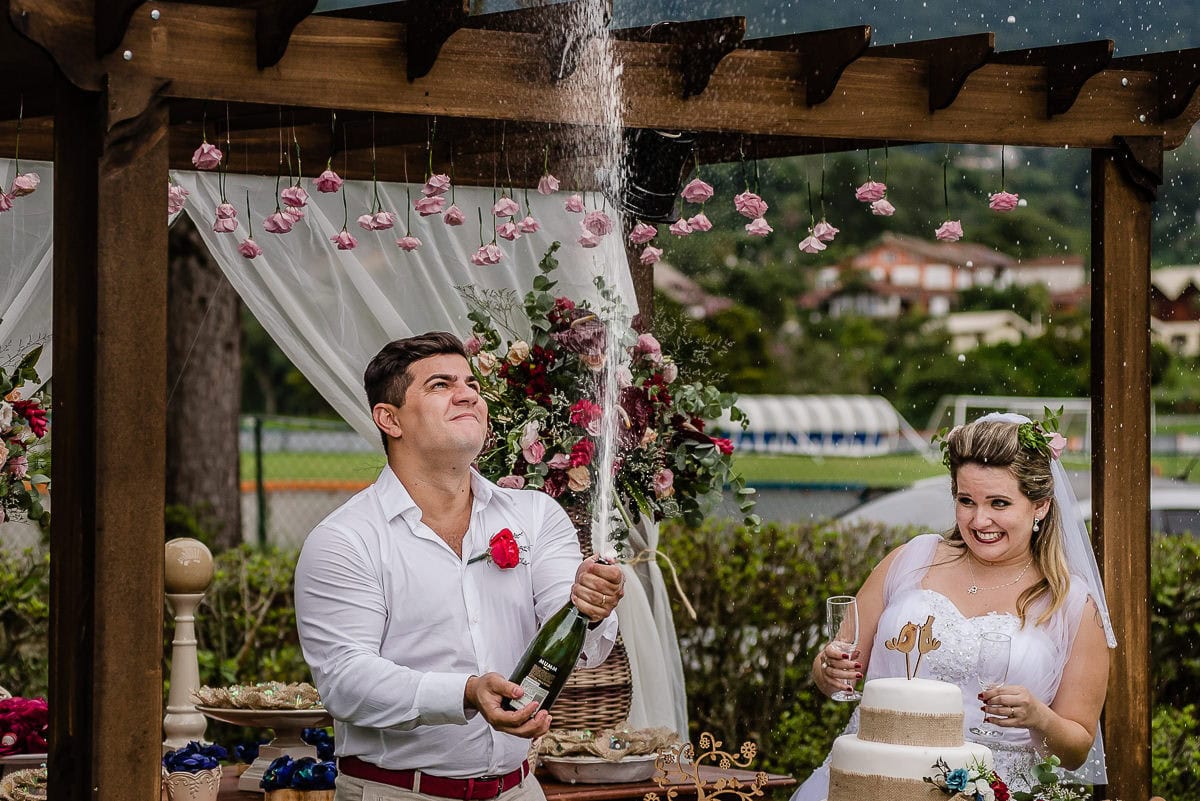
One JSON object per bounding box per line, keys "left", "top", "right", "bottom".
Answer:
{"left": 884, "top": 615, "right": 942, "bottom": 679}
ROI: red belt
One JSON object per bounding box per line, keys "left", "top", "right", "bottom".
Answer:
{"left": 338, "top": 756, "right": 530, "bottom": 799}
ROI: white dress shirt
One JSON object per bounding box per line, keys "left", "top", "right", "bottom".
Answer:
{"left": 294, "top": 466, "right": 617, "bottom": 778}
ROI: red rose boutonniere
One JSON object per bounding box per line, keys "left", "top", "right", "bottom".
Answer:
{"left": 469, "top": 528, "right": 526, "bottom": 570}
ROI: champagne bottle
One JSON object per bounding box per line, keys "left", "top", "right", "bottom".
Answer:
{"left": 501, "top": 599, "right": 590, "bottom": 714}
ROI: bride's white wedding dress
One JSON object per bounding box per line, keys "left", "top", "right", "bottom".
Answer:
{"left": 791, "top": 533, "right": 1106, "bottom": 800}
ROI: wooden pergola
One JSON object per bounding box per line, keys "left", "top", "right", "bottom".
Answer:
{"left": 3, "top": 1, "right": 1198, "bottom": 798}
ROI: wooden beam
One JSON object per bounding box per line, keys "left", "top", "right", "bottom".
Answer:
{"left": 50, "top": 74, "right": 168, "bottom": 801}
{"left": 874, "top": 33, "right": 995, "bottom": 112}
{"left": 992, "top": 40, "right": 1113, "bottom": 118}
{"left": 1090, "top": 143, "right": 1156, "bottom": 801}
{"left": 1112, "top": 48, "right": 1200, "bottom": 122}
{"left": 323, "top": 0, "right": 467, "bottom": 81}
{"left": 742, "top": 25, "right": 872, "bottom": 107}
{"left": 612, "top": 17, "right": 746, "bottom": 99}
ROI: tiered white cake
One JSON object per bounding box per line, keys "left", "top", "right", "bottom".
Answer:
{"left": 827, "top": 677, "right": 993, "bottom": 800}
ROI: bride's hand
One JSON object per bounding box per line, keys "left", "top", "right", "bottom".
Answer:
{"left": 813, "top": 641, "right": 862, "bottom": 697}
{"left": 979, "top": 684, "right": 1049, "bottom": 730}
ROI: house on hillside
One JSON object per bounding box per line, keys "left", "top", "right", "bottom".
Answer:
{"left": 1150, "top": 266, "right": 1200, "bottom": 356}
{"left": 925, "top": 309, "right": 1043, "bottom": 353}
{"left": 653, "top": 259, "right": 735, "bottom": 319}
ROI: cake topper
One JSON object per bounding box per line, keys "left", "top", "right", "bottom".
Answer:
{"left": 884, "top": 615, "right": 941, "bottom": 679}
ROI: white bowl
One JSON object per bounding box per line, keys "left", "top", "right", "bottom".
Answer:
{"left": 540, "top": 754, "right": 658, "bottom": 784}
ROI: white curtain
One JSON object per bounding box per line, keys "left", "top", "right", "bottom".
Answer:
{"left": 0, "top": 159, "right": 52, "bottom": 380}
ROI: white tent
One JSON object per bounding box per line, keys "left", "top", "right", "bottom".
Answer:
{"left": 714, "top": 394, "right": 931, "bottom": 457}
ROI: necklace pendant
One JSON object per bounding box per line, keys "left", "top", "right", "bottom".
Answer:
{"left": 967, "top": 585, "right": 978, "bottom": 595}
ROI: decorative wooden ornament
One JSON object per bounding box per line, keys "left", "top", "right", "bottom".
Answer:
{"left": 644, "top": 733, "right": 768, "bottom": 801}
{"left": 884, "top": 615, "right": 941, "bottom": 679}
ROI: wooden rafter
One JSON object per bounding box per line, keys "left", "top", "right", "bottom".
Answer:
{"left": 612, "top": 17, "right": 747, "bottom": 99}
{"left": 991, "top": 40, "right": 1113, "bottom": 118}
{"left": 873, "top": 33, "right": 995, "bottom": 112}
{"left": 742, "top": 25, "right": 873, "bottom": 107}
{"left": 1112, "top": 48, "right": 1200, "bottom": 122}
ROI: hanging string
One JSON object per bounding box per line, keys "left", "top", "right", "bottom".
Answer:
{"left": 820, "top": 151, "right": 827, "bottom": 222}
{"left": 883, "top": 142, "right": 889, "bottom": 185}
{"left": 273, "top": 107, "right": 284, "bottom": 211}
{"left": 328, "top": 110, "right": 337, "bottom": 169}
{"left": 370, "top": 113, "right": 382, "bottom": 213}
{"left": 943, "top": 144, "right": 951, "bottom": 216}
{"left": 865, "top": 148, "right": 871, "bottom": 182}
{"left": 805, "top": 161, "right": 814, "bottom": 227}
{"left": 13, "top": 96, "right": 22, "bottom": 173}
{"left": 246, "top": 190, "right": 255, "bottom": 238}
{"left": 1000, "top": 145, "right": 1006, "bottom": 190}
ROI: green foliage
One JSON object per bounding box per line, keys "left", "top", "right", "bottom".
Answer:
{"left": 1152, "top": 704, "right": 1200, "bottom": 799}
{"left": 0, "top": 546, "right": 49, "bottom": 697}
{"left": 958, "top": 284, "right": 1051, "bottom": 321}
{"left": 1149, "top": 534, "right": 1200, "bottom": 709}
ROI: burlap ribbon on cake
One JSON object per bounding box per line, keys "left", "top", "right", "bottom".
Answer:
{"left": 829, "top": 769, "right": 946, "bottom": 801}
{"left": 858, "top": 707, "right": 962, "bottom": 747}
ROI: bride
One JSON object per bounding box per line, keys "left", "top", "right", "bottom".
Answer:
{"left": 793, "top": 413, "right": 1116, "bottom": 797}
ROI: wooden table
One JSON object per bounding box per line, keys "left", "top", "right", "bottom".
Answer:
{"left": 216, "top": 765, "right": 796, "bottom": 801}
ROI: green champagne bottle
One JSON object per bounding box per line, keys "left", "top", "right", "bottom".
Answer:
{"left": 501, "top": 599, "right": 589, "bottom": 713}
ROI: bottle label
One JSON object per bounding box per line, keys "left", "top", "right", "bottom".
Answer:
{"left": 516, "top": 659, "right": 560, "bottom": 709}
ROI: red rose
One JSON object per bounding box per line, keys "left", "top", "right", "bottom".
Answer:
{"left": 12, "top": 400, "right": 48, "bottom": 438}
{"left": 570, "top": 438, "right": 596, "bottom": 467}
{"left": 990, "top": 780, "right": 1009, "bottom": 801}
{"left": 711, "top": 436, "right": 734, "bottom": 455}
{"left": 488, "top": 529, "right": 521, "bottom": 569}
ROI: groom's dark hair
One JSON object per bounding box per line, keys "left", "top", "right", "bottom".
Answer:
{"left": 364, "top": 332, "right": 469, "bottom": 447}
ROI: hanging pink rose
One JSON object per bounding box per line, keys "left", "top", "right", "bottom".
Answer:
{"left": 422, "top": 173, "right": 451, "bottom": 196}
{"left": 263, "top": 212, "right": 294, "bottom": 234}
{"left": 935, "top": 220, "right": 964, "bottom": 242}
{"left": 167, "top": 183, "right": 190, "bottom": 215}
{"left": 283, "top": 205, "right": 306, "bottom": 222}
{"left": 989, "top": 191, "right": 1020, "bottom": 212}
{"left": 212, "top": 216, "right": 239, "bottom": 233}
{"left": 798, "top": 235, "right": 826, "bottom": 254}
{"left": 215, "top": 202, "right": 237, "bottom": 220}
{"left": 582, "top": 210, "right": 614, "bottom": 236}
{"left": 372, "top": 211, "right": 396, "bottom": 229}
{"left": 0, "top": 193, "right": 12, "bottom": 213}
{"left": 812, "top": 220, "right": 839, "bottom": 242}
{"left": 516, "top": 215, "right": 540, "bottom": 233}
{"left": 497, "top": 221, "right": 521, "bottom": 241}
{"left": 238, "top": 238, "right": 264, "bottom": 259}
{"left": 396, "top": 235, "right": 422, "bottom": 251}
{"left": 538, "top": 173, "right": 560, "bottom": 195}
{"left": 745, "top": 217, "right": 773, "bottom": 236}
{"left": 687, "top": 212, "right": 713, "bottom": 232}
{"left": 1046, "top": 431, "right": 1068, "bottom": 460}
{"left": 492, "top": 197, "right": 520, "bottom": 218}
{"left": 414, "top": 195, "right": 445, "bottom": 216}
{"left": 682, "top": 177, "right": 714, "bottom": 204}
{"left": 313, "top": 169, "right": 344, "bottom": 193}
{"left": 497, "top": 475, "right": 526, "bottom": 489}
{"left": 669, "top": 217, "right": 693, "bottom": 237}
{"left": 191, "top": 142, "right": 223, "bottom": 170}
{"left": 281, "top": 185, "right": 309, "bottom": 208}
{"left": 357, "top": 213, "right": 376, "bottom": 231}
{"left": 564, "top": 194, "right": 585, "bottom": 213}
{"left": 870, "top": 198, "right": 896, "bottom": 216}
{"left": 443, "top": 204, "right": 466, "bottom": 226}
{"left": 578, "top": 228, "right": 601, "bottom": 248}
{"left": 734, "top": 191, "right": 769, "bottom": 219}
{"left": 653, "top": 467, "right": 675, "bottom": 498}
{"left": 855, "top": 181, "right": 887, "bottom": 202}
{"left": 331, "top": 229, "right": 358, "bottom": 250}
{"left": 471, "top": 243, "right": 503, "bottom": 265}
{"left": 10, "top": 172, "right": 40, "bottom": 197}
{"left": 629, "top": 222, "right": 657, "bottom": 244}
{"left": 639, "top": 245, "right": 663, "bottom": 266}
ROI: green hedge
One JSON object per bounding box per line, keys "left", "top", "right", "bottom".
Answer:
{"left": 2, "top": 529, "right": 1199, "bottom": 797}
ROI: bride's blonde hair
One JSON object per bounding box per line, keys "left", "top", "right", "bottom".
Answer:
{"left": 944, "top": 419, "right": 1071, "bottom": 628}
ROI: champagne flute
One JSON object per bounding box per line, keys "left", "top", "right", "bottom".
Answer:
{"left": 826, "top": 595, "right": 862, "bottom": 702}
{"left": 969, "top": 631, "right": 1012, "bottom": 739}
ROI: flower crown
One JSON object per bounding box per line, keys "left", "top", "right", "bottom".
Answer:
{"left": 931, "top": 407, "right": 1066, "bottom": 468}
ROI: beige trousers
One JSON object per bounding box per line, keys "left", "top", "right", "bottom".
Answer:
{"left": 334, "top": 771, "right": 548, "bottom": 801}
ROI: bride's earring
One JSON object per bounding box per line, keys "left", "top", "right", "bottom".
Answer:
{"left": 1032, "top": 517, "right": 1041, "bottom": 534}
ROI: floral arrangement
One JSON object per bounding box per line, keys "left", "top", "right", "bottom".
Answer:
{"left": 1010, "top": 756, "right": 1090, "bottom": 801}
{"left": 260, "top": 755, "right": 337, "bottom": 792}
{"left": 925, "top": 757, "right": 1009, "bottom": 801}
{"left": 0, "top": 346, "right": 50, "bottom": 529}
{"left": 0, "top": 696, "right": 47, "bottom": 756}
{"left": 162, "top": 741, "right": 228, "bottom": 773}
{"left": 460, "top": 243, "right": 757, "bottom": 548}
{"left": 931, "top": 407, "right": 1066, "bottom": 469}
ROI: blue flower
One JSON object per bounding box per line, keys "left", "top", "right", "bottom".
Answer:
{"left": 945, "top": 768, "right": 970, "bottom": 792}
{"left": 261, "top": 755, "right": 296, "bottom": 791}
{"left": 162, "top": 741, "right": 222, "bottom": 773}
{"left": 234, "top": 740, "right": 268, "bottom": 764}
{"left": 302, "top": 727, "right": 336, "bottom": 761}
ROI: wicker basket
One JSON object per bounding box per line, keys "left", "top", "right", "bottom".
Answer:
{"left": 551, "top": 509, "right": 633, "bottom": 730}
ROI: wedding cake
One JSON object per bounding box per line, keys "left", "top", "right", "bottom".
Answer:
{"left": 827, "top": 677, "right": 993, "bottom": 800}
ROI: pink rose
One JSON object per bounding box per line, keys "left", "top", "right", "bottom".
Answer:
{"left": 798, "top": 235, "right": 826, "bottom": 254}
{"left": 212, "top": 216, "right": 239, "bottom": 233}
{"left": 578, "top": 228, "right": 601, "bottom": 248}
{"left": 636, "top": 333, "right": 662, "bottom": 363}
{"left": 734, "top": 191, "right": 769, "bottom": 219}
{"left": 629, "top": 222, "right": 658, "bottom": 244}
{"left": 331, "top": 229, "right": 358, "bottom": 250}
{"left": 615, "top": 365, "right": 633, "bottom": 388}
{"left": 639, "top": 245, "right": 663, "bottom": 266}
{"left": 538, "top": 173, "right": 560, "bottom": 195}
{"left": 280, "top": 185, "right": 309, "bottom": 208}
{"left": 283, "top": 205, "right": 305, "bottom": 222}
{"left": 516, "top": 215, "right": 540, "bottom": 233}
{"left": 263, "top": 212, "right": 294, "bottom": 234}
{"left": 935, "top": 220, "right": 964, "bottom": 242}
{"left": 522, "top": 439, "right": 546, "bottom": 464}
{"left": 463, "top": 336, "right": 483, "bottom": 356}
{"left": 414, "top": 195, "right": 445, "bottom": 216}
{"left": 372, "top": 211, "right": 396, "bottom": 229}
{"left": 396, "top": 235, "right": 422, "bottom": 251}
{"left": 870, "top": 198, "right": 896, "bottom": 216}
{"left": 520, "top": 422, "right": 542, "bottom": 450}
{"left": 471, "top": 243, "right": 503, "bottom": 266}
{"left": 475, "top": 352, "right": 498, "bottom": 376}
{"left": 813, "top": 220, "right": 839, "bottom": 242}
{"left": 547, "top": 453, "right": 572, "bottom": 470}
{"left": 497, "top": 475, "right": 526, "bottom": 489}
{"left": 313, "top": 169, "right": 344, "bottom": 193}
{"left": 191, "top": 142, "right": 223, "bottom": 170}
{"left": 10, "top": 173, "right": 40, "bottom": 198}
{"left": 669, "top": 217, "right": 693, "bottom": 237}
{"left": 1046, "top": 432, "right": 1068, "bottom": 460}
{"left": 443, "top": 205, "right": 466, "bottom": 226}
{"left": 712, "top": 437, "right": 734, "bottom": 455}
{"left": 6, "top": 454, "right": 28, "bottom": 479}
{"left": 564, "top": 194, "right": 585, "bottom": 213}
{"left": 422, "top": 173, "right": 451, "bottom": 196}
{"left": 682, "top": 177, "right": 714, "bottom": 204}
{"left": 492, "top": 197, "right": 520, "bottom": 218}
{"left": 653, "top": 467, "right": 675, "bottom": 498}
{"left": 238, "top": 238, "right": 263, "bottom": 259}
{"left": 167, "top": 183, "right": 190, "bottom": 215}
{"left": 0, "top": 193, "right": 14, "bottom": 213}
{"left": 688, "top": 212, "right": 713, "bottom": 232}
{"left": 989, "top": 191, "right": 1020, "bottom": 212}
{"left": 745, "top": 217, "right": 773, "bottom": 237}
{"left": 497, "top": 221, "right": 521, "bottom": 241}
{"left": 855, "top": 181, "right": 887, "bottom": 202}
{"left": 566, "top": 466, "right": 592, "bottom": 492}
{"left": 662, "top": 362, "right": 679, "bottom": 383}
{"left": 357, "top": 213, "right": 376, "bottom": 231}
{"left": 582, "top": 210, "right": 614, "bottom": 237}
{"left": 215, "top": 202, "right": 237, "bottom": 220}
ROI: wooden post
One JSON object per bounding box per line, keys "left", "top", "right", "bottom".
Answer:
{"left": 1090, "top": 145, "right": 1156, "bottom": 801}
{"left": 50, "top": 74, "right": 169, "bottom": 800}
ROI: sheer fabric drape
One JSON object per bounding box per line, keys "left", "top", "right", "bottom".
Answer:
{"left": 0, "top": 159, "right": 52, "bottom": 379}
